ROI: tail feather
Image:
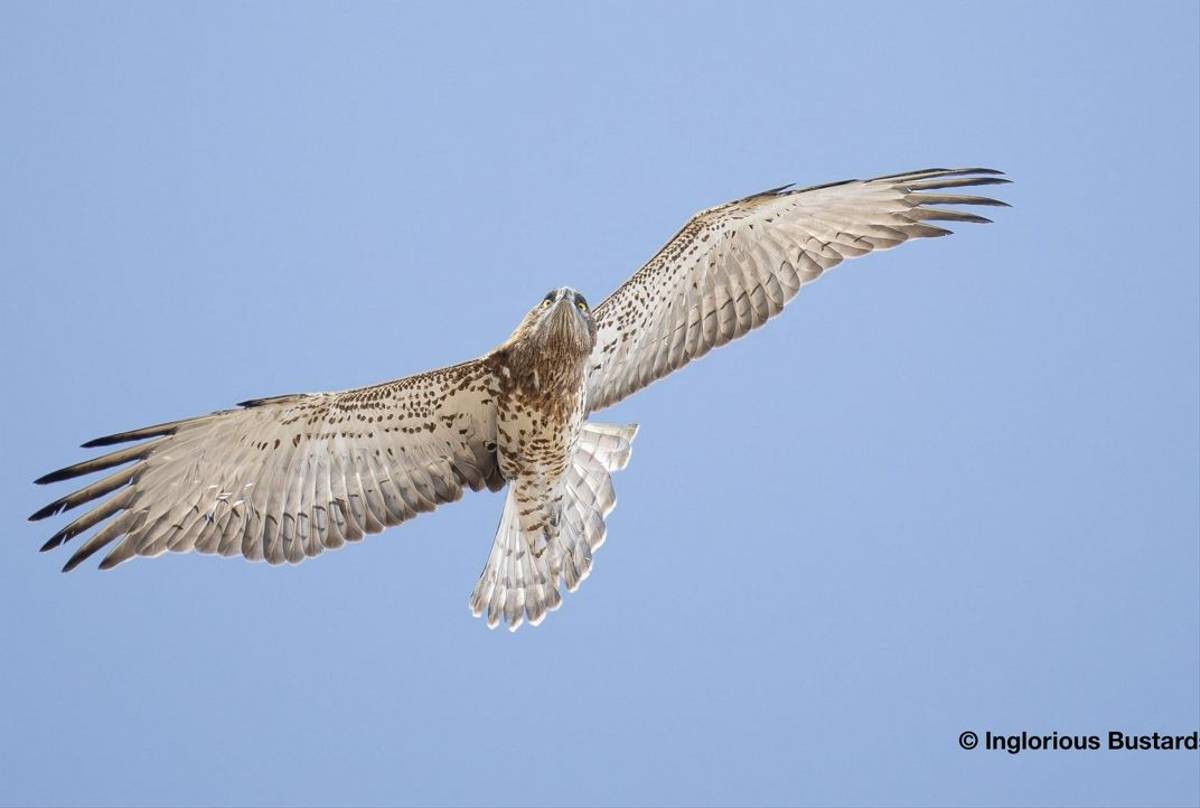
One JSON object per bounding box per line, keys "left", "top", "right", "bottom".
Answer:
{"left": 469, "top": 421, "right": 637, "bottom": 631}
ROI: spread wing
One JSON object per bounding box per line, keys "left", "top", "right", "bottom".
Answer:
{"left": 30, "top": 359, "right": 504, "bottom": 571}
{"left": 585, "top": 167, "right": 1010, "bottom": 412}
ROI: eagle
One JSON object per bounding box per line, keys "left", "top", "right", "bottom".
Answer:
{"left": 30, "top": 167, "right": 1009, "bottom": 631}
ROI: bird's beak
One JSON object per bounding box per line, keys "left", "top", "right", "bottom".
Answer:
{"left": 551, "top": 296, "right": 574, "bottom": 320}
{"left": 543, "top": 296, "right": 582, "bottom": 343}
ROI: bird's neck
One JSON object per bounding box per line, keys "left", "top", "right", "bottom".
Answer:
{"left": 493, "top": 338, "right": 588, "bottom": 401}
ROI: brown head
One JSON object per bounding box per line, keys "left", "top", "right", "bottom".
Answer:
{"left": 503, "top": 286, "right": 596, "bottom": 359}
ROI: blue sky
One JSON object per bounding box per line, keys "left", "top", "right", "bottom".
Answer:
{"left": 2, "top": 2, "right": 1197, "bottom": 806}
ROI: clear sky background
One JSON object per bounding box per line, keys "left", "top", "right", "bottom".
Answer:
{"left": 2, "top": 2, "right": 1197, "bottom": 806}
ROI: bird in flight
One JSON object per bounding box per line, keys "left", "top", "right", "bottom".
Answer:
{"left": 31, "top": 167, "right": 1009, "bottom": 631}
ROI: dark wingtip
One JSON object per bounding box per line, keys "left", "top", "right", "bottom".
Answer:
{"left": 82, "top": 429, "right": 167, "bottom": 448}
{"left": 34, "top": 469, "right": 67, "bottom": 486}
{"left": 41, "top": 534, "right": 65, "bottom": 553}
{"left": 939, "top": 167, "right": 1007, "bottom": 177}
{"left": 61, "top": 551, "right": 91, "bottom": 572}
{"left": 29, "top": 502, "right": 62, "bottom": 522}
{"left": 97, "top": 556, "right": 119, "bottom": 571}
{"left": 237, "top": 392, "right": 305, "bottom": 408}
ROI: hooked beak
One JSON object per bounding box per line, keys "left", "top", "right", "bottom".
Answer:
{"left": 546, "top": 296, "right": 578, "bottom": 334}
{"left": 550, "top": 295, "right": 574, "bottom": 318}
{"left": 539, "top": 294, "right": 587, "bottom": 347}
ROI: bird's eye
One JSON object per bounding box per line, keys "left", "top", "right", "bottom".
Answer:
{"left": 576, "top": 300, "right": 587, "bottom": 312}
{"left": 541, "top": 299, "right": 553, "bottom": 309}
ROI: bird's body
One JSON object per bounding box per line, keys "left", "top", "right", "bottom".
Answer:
{"left": 491, "top": 288, "right": 594, "bottom": 558}
{"left": 31, "top": 167, "right": 1010, "bottom": 630}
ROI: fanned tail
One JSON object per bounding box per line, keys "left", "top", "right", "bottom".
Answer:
{"left": 469, "top": 421, "right": 638, "bottom": 631}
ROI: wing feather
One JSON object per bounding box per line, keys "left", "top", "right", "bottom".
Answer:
{"left": 33, "top": 359, "right": 504, "bottom": 571}
{"left": 586, "top": 167, "right": 1009, "bottom": 411}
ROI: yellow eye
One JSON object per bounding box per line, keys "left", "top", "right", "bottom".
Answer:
{"left": 541, "top": 299, "right": 552, "bottom": 309}
{"left": 576, "top": 301, "right": 587, "bottom": 312}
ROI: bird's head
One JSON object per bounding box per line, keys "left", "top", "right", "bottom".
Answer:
{"left": 510, "top": 286, "right": 596, "bottom": 356}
